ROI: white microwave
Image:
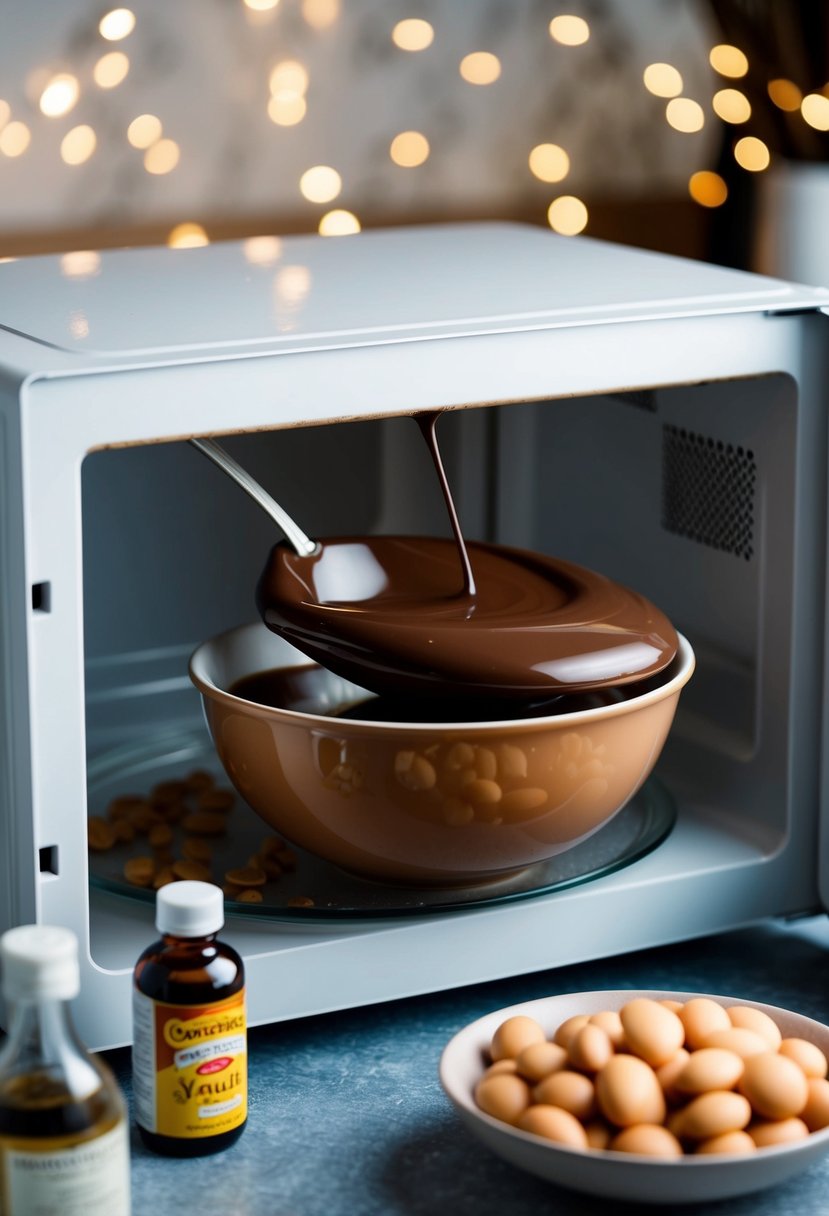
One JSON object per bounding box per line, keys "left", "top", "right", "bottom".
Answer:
{"left": 1, "top": 222, "right": 829, "bottom": 1049}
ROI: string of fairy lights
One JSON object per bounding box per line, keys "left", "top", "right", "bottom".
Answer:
{"left": 1, "top": 3, "right": 829, "bottom": 253}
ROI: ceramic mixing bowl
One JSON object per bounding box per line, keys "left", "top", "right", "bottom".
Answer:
{"left": 189, "top": 624, "right": 694, "bottom": 885}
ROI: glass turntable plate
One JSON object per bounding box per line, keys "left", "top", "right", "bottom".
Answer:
{"left": 87, "top": 727, "right": 675, "bottom": 921}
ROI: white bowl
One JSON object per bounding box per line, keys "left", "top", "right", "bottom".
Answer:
{"left": 439, "top": 989, "right": 829, "bottom": 1205}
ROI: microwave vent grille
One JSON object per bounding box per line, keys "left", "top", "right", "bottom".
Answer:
{"left": 661, "top": 424, "right": 756, "bottom": 560}
{"left": 610, "top": 389, "right": 657, "bottom": 412}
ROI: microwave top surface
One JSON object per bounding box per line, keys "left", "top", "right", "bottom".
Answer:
{"left": 0, "top": 221, "right": 826, "bottom": 368}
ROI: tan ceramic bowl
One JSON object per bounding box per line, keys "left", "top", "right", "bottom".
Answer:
{"left": 189, "top": 624, "right": 694, "bottom": 886}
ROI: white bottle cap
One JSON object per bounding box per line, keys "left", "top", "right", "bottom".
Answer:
{"left": 156, "top": 881, "right": 224, "bottom": 938}
{"left": 1, "top": 925, "right": 80, "bottom": 1002}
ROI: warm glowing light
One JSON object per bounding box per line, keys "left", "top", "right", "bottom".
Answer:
{"left": 549, "top": 15, "right": 590, "bottom": 45}
{"left": 127, "top": 113, "right": 162, "bottom": 148}
{"left": 643, "top": 63, "right": 683, "bottom": 98}
{"left": 244, "top": 235, "right": 282, "bottom": 265}
{"left": 168, "top": 223, "right": 209, "bottom": 248}
{"left": 245, "top": 0, "right": 279, "bottom": 9}
{"left": 666, "top": 97, "right": 705, "bottom": 132}
{"left": 319, "top": 210, "right": 361, "bottom": 236}
{"left": 0, "top": 122, "right": 31, "bottom": 157}
{"left": 144, "top": 138, "right": 180, "bottom": 174}
{"left": 688, "top": 170, "right": 728, "bottom": 208}
{"left": 268, "top": 95, "right": 307, "bottom": 125}
{"left": 734, "top": 135, "right": 770, "bottom": 171}
{"left": 768, "top": 79, "right": 802, "bottom": 112}
{"left": 390, "top": 131, "right": 429, "bottom": 167}
{"left": 528, "top": 143, "right": 569, "bottom": 182}
{"left": 60, "top": 250, "right": 101, "bottom": 278}
{"left": 392, "top": 18, "right": 434, "bottom": 52}
{"left": 712, "top": 88, "right": 751, "bottom": 124}
{"left": 302, "top": 0, "right": 339, "bottom": 28}
{"left": 269, "top": 60, "right": 309, "bottom": 97}
{"left": 299, "top": 165, "right": 342, "bottom": 203}
{"left": 710, "top": 44, "right": 748, "bottom": 78}
{"left": 801, "top": 93, "right": 829, "bottom": 131}
{"left": 547, "top": 196, "right": 587, "bottom": 235}
{"left": 0, "top": 100, "right": 10, "bottom": 132}
{"left": 61, "top": 125, "right": 97, "bottom": 165}
{"left": 94, "top": 51, "right": 129, "bottom": 88}
{"left": 459, "top": 52, "right": 501, "bottom": 85}
{"left": 39, "top": 74, "right": 79, "bottom": 118}
{"left": 99, "top": 8, "right": 135, "bottom": 40}
{"left": 69, "top": 312, "right": 90, "bottom": 338}
{"left": 0, "top": 257, "right": 17, "bottom": 264}
{"left": 276, "top": 264, "right": 311, "bottom": 304}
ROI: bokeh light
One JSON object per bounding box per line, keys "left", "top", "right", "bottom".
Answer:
{"left": 127, "top": 114, "right": 162, "bottom": 148}
{"left": 643, "top": 63, "right": 683, "bottom": 98}
{"left": 767, "top": 79, "right": 802, "bottom": 112}
{"left": 268, "top": 95, "right": 307, "bottom": 125}
{"left": 733, "top": 135, "right": 770, "bottom": 171}
{"left": 801, "top": 93, "right": 829, "bottom": 131}
{"left": 168, "top": 222, "right": 209, "bottom": 248}
{"left": 269, "top": 61, "right": 309, "bottom": 96}
{"left": 244, "top": 235, "right": 282, "bottom": 265}
{"left": 319, "top": 210, "right": 361, "bottom": 236}
{"left": 390, "top": 131, "right": 430, "bottom": 167}
{"left": 392, "top": 19, "right": 434, "bottom": 51}
{"left": 547, "top": 196, "right": 588, "bottom": 235}
{"left": 712, "top": 89, "right": 751, "bottom": 124}
{"left": 39, "top": 74, "right": 79, "bottom": 118}
{"left": 688, "top": 170, "right": 728, "bottom": 207}
{"left": 244, "top": 0, "right": 279, "bottom": 10}
{"left": 459, "top": 52, "right": 501, "bottom": 85}
{"left": 94, "top": 51, "right": 130, "bottom": 88}
{"left": 299, "top": 165, "right": 342, "bottom": 203}
{"left": 0, "top": 121, "right": 31, "bottom": 157}
{"left": 302, "top": 0, "right": 339, "bottom": 28}
{"left": 666, "top": 98, "right": 705, "bottom": 132}
{"left": 60, "top": 250, "right": 101, "bottom": 278}
{"left": 0, "top": 100, "right": 10, "bottom": 132}
{"left": 549, "top": 16, "right": 590, "bottom": 46}
{"left": 144, "top": 138, "right": 180, "bottom": 174}
{"left": 528, "top": 143, "right": 570, "bottom": 183}
{"left": 61, "top": 125, "right": 97, "bottom": 165}
{"left": 99, "top": 9, "right": 135, "bottom": 40}
{"left": 709, "top": 44, "right": 748, "bottom": 78}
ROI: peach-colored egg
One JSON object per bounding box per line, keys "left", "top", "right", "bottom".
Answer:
{"left": 702, "top": 1028, "right": 769, "bottom": 1059}
{"left": 533, "top": 1070, "right": 595, "bottom": 1121}
{"left": 801, "top": 1077, "right": 829, "bottom": 1132}
{"left": 679, "top": 998, "right": 731, "bottom": 1050}
{"left": 620, "top": 998, "right": 685, "bottom": 1067}
{"left": 517, "top": 1104, "right": 588, "bottom": 1148}
{"left": 553, "top": 1015, "right": 590, "bottom": 1051}
{"left": 660, "top": 999, "right": 685, "bottom": 1014}
{"left": 656, "top": 1048, "right": 691, "bottom": 1103}
{"left": 481, "top": 1059, "right": 518, "bottom": 1079}
{"left": 696, "top": 1130, "right": 756, "bottom": 1155}
{"left": 727, "top": 1006, "right": 782, "bottom": 1050}
{"left": 676, "top": 1048, "right": 744, "bottom": 1095}
{"left": 491, "top": 1015, "right": 546, "bottom": 1061}
{"left": 584, "top": 1119, "right": 614, "bottom": 1150}
{"left": 748, "top": 1117, "right": 809, "bottom": 1147}
{"left": 589, "top": 1011, "right": 625, "bottom": 1048}
{"left": 596, "top": 1055, "right": 666, "bottom": 1128}
{"left": 474, "top": 1072, "right": 532, "bottom": 1124}
{"left": 738, "top": 1052, "right": 808, "bottom": 1120}
{"left": 569, "top": 1024, "right": 613, "bottom": 1073}
{"left": 779, "top": 1038, "right": 829, "bottom": 1080}
{"left": 515, "top": 1040, "right": 568, "bottom": 1083}
{"left": 676, "top": 1090, "right": 752, "bottom": 1140}
{"left": 610, "top": 1124, "right": 683, "bottom": 1158}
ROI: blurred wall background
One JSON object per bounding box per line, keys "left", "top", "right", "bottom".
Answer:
{"left": 0, "top": 0, "right": 826, "bottom": 275}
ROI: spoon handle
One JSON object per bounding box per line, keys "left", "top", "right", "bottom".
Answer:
{"left": 190, "top": 437, "right": 318, "bottom": 558}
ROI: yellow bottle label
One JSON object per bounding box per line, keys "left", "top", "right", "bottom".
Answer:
{"left": 132, "top": 989, "right": 247, "bottom": 1139}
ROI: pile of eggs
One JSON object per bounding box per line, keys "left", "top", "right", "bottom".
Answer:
{"left": 474, "top": 997, "right": 829, "bottom": 1156}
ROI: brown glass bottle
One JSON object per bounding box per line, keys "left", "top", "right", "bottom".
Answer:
{"left": 132, "top": 881, "right": 247, "bottom": 1157}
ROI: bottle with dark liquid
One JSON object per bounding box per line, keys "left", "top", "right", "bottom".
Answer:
{"left": 132, "top": 881, "right": 246, "bottom": 1157}
{"left": 0, "top": 924, "right": 130, "bottom": 1216}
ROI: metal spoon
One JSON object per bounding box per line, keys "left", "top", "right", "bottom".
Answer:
{"left": 190, "top": 437, "right": 318, "bottom": 558}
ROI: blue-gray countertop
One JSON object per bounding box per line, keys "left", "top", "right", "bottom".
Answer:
{"left": 110, "top": 916, "right": 829, "bottom": 1216}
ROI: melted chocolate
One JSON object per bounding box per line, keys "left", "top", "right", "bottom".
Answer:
{"left": 254, "top": 412, "right": 678, "bottom": 702}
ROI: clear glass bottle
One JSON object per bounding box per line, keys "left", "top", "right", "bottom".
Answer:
{"left": 132, "top": 881, "right": 247, "bottom": 1157}
{"left": 0, "top": 924, "right": 131, "bottom": 1216}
